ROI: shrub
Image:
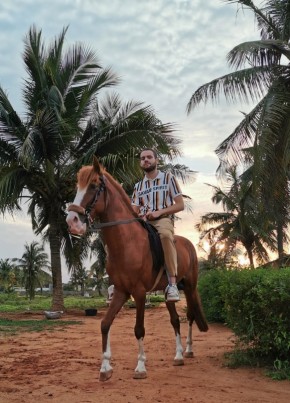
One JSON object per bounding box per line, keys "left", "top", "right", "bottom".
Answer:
{"left": 198, "top": 266, "right": 290, "bottom": 376}
{"left": 197, "top": 268, "right": 228, "bottom": 322}
{"left": 221, "top": 268, "right": 290, "bottom": 361}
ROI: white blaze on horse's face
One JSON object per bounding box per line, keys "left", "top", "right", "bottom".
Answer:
{"left": 66, "top": 187, "right": 88, "bottom": 235}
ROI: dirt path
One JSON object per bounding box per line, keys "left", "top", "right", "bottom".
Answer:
{"left": 0, "top": 299, "right": 289, "bottom": 403}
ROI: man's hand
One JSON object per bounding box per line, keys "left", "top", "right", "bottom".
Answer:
{"left": 146, "top": 210, "right": 161, "bottom": 221}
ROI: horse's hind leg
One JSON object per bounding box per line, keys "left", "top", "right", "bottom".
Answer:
{"left": 166, "top": 302, "right": 184, "bottom": 366}
{"left": 133, "top": 293, "right": 147, "bottom": 379}
{"left": 99, "top": 290, "right": 128, "bottom": 382}
{"left": 184, "top": 320, "right": 194, "bottom": 358}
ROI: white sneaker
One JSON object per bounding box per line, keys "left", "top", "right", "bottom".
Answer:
{"left": 165, "top": 284, "right": 180, "bottom": 302}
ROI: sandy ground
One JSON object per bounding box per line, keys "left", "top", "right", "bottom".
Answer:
{"left": 0, "top": 298, "right": 289, "bottom": 403}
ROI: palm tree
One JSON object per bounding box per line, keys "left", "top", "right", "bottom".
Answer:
{"left": 0, "top": 258, "right": 16, "bottom": 292}
{"left": 187, "top": 0, "right": 290, "bottom": 263}
{"left": 13, "top": 241, "right": 50, "bottom": 300}
{"left": 72, "top": 92, "right": 185, "bottom": 188}
{"left": 0, "top": 26, "right": 189, "bottom": 310}
{"left": 0, "top": 26, "right": 118, "bottom": 309}
{"left": 196, "top": 166, "right": 276, "bottom": 267}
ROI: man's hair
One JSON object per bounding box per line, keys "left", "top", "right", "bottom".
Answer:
{"left": 139, "top": 148, "right": 158, "bottom": 158}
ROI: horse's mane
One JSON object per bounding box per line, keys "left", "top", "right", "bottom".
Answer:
{"left": 103, "top": 171, "right": 138, "bottom": 217}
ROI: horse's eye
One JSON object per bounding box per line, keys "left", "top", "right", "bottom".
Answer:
{"left": 89, "top": 183, "right": 98, "bottom": 190}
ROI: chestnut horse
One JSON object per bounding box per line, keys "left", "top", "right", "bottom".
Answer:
{"left": 66, "top": 157, "right": 208, "bottom": 381}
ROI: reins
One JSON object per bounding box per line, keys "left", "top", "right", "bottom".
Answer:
{"left": 87, "top": 217, "right": 142, "bottom": 231}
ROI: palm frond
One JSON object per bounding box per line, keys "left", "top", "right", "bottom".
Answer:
{"left": 187, "top": 66, "right": 270, "bottom": 113}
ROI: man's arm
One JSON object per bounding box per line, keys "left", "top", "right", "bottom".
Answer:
{"left": 132, "top": 205, "right": 140, "bottom": 215}
{"left": 146, "top": 194, "right": 184, "bottom": 221}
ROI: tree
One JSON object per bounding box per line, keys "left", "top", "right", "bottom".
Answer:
{"left": 0, "top": 258, "right": 16, "bottom": 292}
{"left": 13, "top": 241, "right": 50, "bottom": 300}
{"left": 0, "top": 26, "right": 189, "bottom": 310}
{"left": 196, "top": 166, "right": 276, "bottom": 267}
{"left": 187, "top": 0, "right": 290, "bottom": 264}
{"left": 0, "top": 26, "right": 118, "bottom": 309}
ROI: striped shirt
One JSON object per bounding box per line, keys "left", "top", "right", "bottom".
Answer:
{"left": 131, "top": 171, "right": 182, "bottom": 214}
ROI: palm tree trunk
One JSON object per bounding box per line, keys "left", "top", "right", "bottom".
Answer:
{"left": 277, "top": 221, "right": 284, "bottom": 267}
{"left": 49, "top": 223, "right": 64, "bottom": 311}
{"left": 246, "top": 247, "right": 255, "bottom": 268}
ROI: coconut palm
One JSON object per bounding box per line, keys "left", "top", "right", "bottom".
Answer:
{"left": 0, "top": 26, "right": 118, "bottom": 309}
{"left": 71, "top": 92, "right": 185, "bottom": 188}
{"left": 0, "top": 258, "right": 16, "bottom": 292}
{"left": 13, "top": 241, "right": 50, "bottom": 300}
{"left": 187, "top": 0, "right": 290, "bottom": 263}
{"left": 196, "top": 166, "right": 276, "bottom": 267}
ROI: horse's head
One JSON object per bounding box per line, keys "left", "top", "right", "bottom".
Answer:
{"left": 66, "top": 156, "right": 106, "bottom": 235}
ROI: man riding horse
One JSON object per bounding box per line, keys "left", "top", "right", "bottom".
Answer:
{"left": 131, "top": 148, "right": 184, "bottom": 302}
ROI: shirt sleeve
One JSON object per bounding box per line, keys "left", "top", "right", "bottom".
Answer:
{"left": 131, "top": 184, "right": 140, "bottom": 206}
{"left": 169, "top": 174, "right": 182, "bottom": 199}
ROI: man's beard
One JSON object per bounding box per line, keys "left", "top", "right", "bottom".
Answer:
{"left": 142, "top": 163, "right": 156, "bottom": 173}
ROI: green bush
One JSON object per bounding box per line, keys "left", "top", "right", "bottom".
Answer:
{"left": 221, "top": 268, "right": 290, "bottom": 360}
{"left": 198, "top": 266, "right": 290, "bottom": 373}
{"left": 198, "top": 268, "right": 228, "bottom": 322}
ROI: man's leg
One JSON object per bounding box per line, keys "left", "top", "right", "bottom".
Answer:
{"left": 150, "top": 218, "right": 179, "bottom": 302}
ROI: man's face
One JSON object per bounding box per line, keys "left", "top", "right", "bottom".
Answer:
{"left": 140, "top": 150, "right": 157, "bottom": 173}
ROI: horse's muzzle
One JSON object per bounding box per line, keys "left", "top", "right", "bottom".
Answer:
{"left": 66, "top": 211, "right": 87, "bottom": 235}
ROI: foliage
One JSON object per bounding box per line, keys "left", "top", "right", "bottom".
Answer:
{"left": 221, "top": 268, "right": 290, "bottom": 359}
{"left": 0, "top": 258, "right": 17, "bottom": 293}
{"left": 197, "top": 268, "right": 228, "bottom": 323}
{"left": 198, "top": 266, "right": 290, "bottom": 377}
{"left": 196, "top": 166, "right": 276, "bottom": 267}
{"left": 267, "top": 359, "right": 290, "bottom": 381}
{"left": 12, "top": 241, "right": 51, "bottom": 300}
{"left": 188, "top": 0, "right": 290, "bottom": 261}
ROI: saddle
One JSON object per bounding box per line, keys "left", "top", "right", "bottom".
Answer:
{"left": 138, "top": 220, "right": 164, "bottom": 271}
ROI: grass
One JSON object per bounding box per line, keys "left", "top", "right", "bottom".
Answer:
{"left": 0, "top": 293, "right": 105, "bottom": 336}
{"left": 0, "top": 294, "right": 108, "bottom": 312}
{"left": 0, "top": 317, "right": 82, "bottom": 336}
{"left": 0, "top": 293, "right": 165, "bottom": 336}
{"left": 0, "top": 293, "right": 165, "bottom": 313}
{"left": 224, "top": 348, "right": 290, "bottom": 381}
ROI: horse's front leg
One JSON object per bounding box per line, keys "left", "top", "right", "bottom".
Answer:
{"left": 133, "top": 293, "right": 147, "bottom": 379}
{"left": 166, "top": 302, "right": 184, "bottom": 366}
{"left": 99, "top": 290, "right": 128, "bottom": 382}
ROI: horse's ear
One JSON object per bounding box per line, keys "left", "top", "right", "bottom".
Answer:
{"left": 93, "top": 155, "right": 101, "bottom": 174}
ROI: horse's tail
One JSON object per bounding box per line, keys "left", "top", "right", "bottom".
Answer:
{"left": 190, "top": 288, "right": 209, "bottom": 332}
{"left": 184, "top": 237, "right": 209, "bottom": 332}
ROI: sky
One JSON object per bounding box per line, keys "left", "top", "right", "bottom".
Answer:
{"left": 0, "top": 0, "right": 261, "bottom": 281}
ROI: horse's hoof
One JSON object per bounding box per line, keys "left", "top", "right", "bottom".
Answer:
{"left": 184, "top": 351, "right": 194, "bottom": 358}
{"left": 99, "top": 369, "right": 113, "bottom": 382}
{"left": 133, "top": 371, "right": 147, "bottom": 379}
{"left": 173, "top": 359, "right": 184, "bottom": 366}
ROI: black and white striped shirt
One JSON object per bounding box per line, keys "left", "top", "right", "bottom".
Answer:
{"left": 131, "top": 171, "right": 182, "bottom": 214}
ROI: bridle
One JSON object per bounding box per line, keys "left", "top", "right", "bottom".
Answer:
{"left": 68, "top": 175, "right": 140, "bottom": 233}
